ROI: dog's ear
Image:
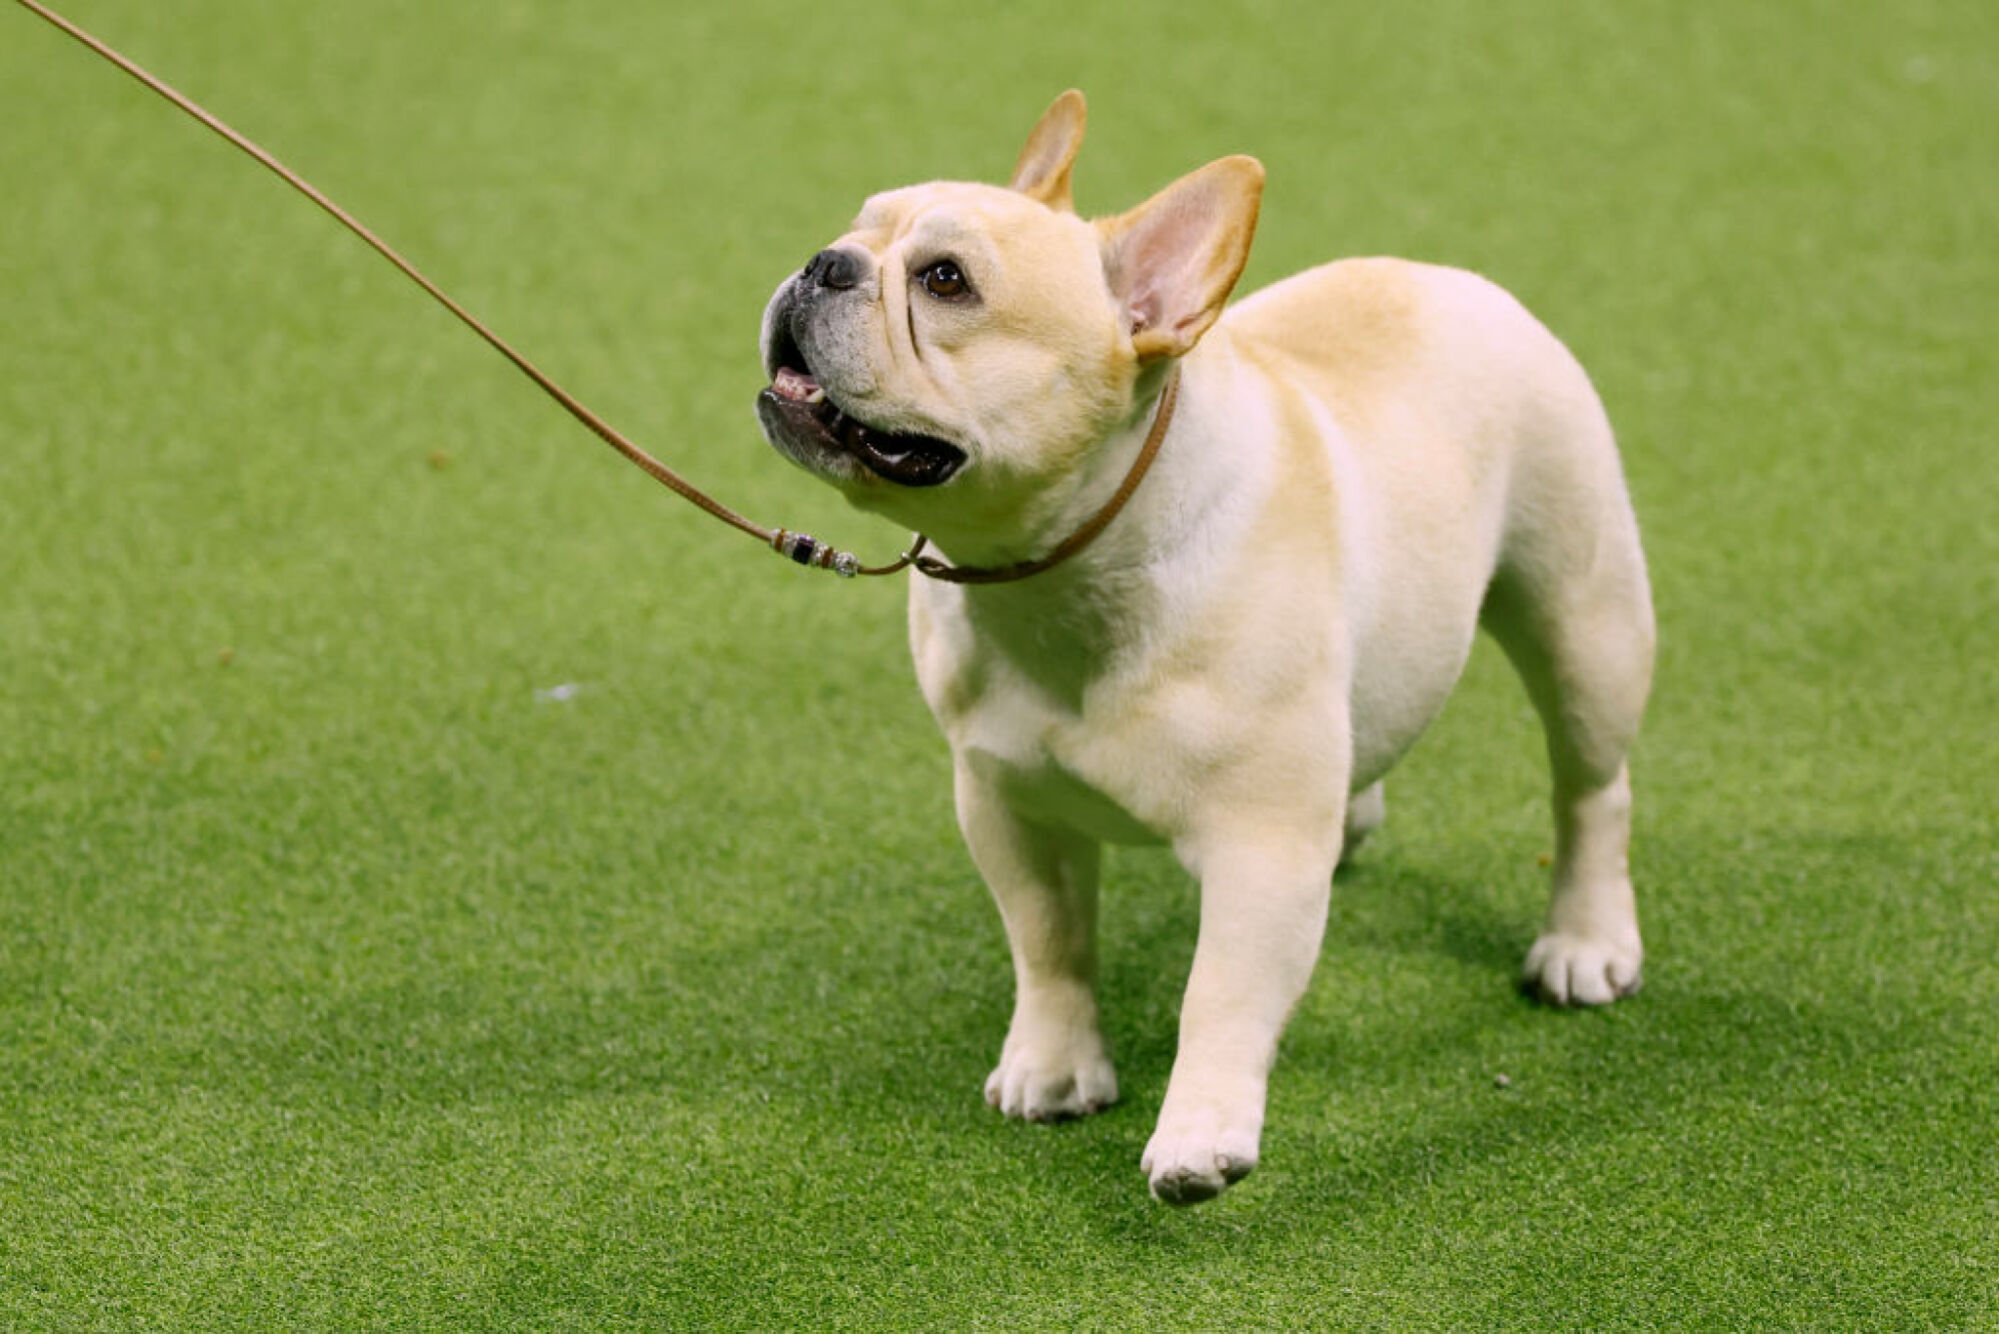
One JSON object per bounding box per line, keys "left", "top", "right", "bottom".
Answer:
{"left": 1008, "top": 89, "right": 1087, "bottom": 211}
{"left": 1097, "top": 156, "right": 1264, "bottom": 362}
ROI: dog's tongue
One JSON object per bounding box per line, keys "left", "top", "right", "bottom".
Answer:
{"left": 771, "top": 366, "right": 823, "bottom": 403}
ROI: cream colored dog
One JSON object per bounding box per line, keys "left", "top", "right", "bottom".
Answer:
{"left": 755, "top": 91, "right": 1654, "bottom": 1204}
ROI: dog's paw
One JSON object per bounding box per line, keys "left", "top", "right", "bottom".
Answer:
{"left": 1523, "top": 930, "right": 1643, "bottom": 1006}
{"left": 984, "top": 1034, "right": 1118, "bottom": 1122}
{"left": 1140, "top": 1108, "right": 1260, "bottom": 1205}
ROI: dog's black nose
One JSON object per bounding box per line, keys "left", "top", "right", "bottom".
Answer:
{"left": 802, "top": 248, "right": 863, "bottom": 291}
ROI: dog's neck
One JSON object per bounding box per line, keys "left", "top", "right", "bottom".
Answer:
{"left": 918, "top": 337, "right": 1274, "bottom": 697}
{"left": 931, "top": 350, "right": 1239, "bottom": 574}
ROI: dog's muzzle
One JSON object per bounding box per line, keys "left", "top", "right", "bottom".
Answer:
{"left": 755, "top": 276, "right": 967, "bottom": 489}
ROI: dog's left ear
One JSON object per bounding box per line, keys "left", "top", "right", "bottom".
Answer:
{"left": 1008, "top": 89, "right": 1087, "bottom": 211}
{"left": 1098, "top": 155, "right": 1264, "bottom": 362}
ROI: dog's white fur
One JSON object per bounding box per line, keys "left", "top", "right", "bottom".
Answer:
{"left": 757, "top": 92, "right": 1654, "bottom": 1204}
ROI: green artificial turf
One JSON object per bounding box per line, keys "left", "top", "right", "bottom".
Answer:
{"left": 3, "top": 0, "right": 1995, "bottom": 1326}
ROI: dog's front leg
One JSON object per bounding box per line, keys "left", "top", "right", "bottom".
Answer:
{"left": 956, "top": 764, "right": 1118, "bottom": 1121}
{"left": 1145, "top": 823, "right": 1341, "bottom": 1204}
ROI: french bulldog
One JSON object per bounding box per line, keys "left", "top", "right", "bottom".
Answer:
{"left": 755, "top": 91, "right": 1655, "bottom": 1204}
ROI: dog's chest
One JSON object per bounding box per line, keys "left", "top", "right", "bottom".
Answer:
{"left": 912, "top": 603, "right": 1246, "bottom": 846}
{"left": 952, "top": 673, "right": 1187, "bottom": 846}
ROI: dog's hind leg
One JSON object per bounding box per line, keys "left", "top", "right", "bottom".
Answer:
{"left": 1341, "top": 781, "right": 1386, "bottom": 862}
{"left": 1481, "top": 415, "right": 1657, "bottom": 1005}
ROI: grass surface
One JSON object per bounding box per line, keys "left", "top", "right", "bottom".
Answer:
{"left": 3, "top": 0, "right": 1996, "bottom": 1326}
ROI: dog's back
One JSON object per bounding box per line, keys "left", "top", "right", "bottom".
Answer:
{"left": 1216, "top": 257, "right": 1650, "bottom": 788}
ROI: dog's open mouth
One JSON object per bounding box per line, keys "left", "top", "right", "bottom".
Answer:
{"left": 756, "top": 352, "right": 966, "bottom": 488}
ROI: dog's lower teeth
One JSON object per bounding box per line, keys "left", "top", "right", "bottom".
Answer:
{"left": 805, "top": 388, "right": 825, "bottom": 404}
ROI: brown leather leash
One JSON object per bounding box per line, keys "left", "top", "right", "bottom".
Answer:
{"left": 11, "top": 0, "right": 1178, "bottom": 585}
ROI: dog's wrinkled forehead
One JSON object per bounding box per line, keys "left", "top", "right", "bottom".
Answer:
{"left": 840, "top": 183, "right": 1060, "bottom": 265}
{"left": 831, "top": 181, "right": 1106, "bottom": 316}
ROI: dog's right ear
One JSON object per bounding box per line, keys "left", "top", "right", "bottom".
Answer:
{"left": 1008, "top": 89, "right": 1087, "bottom": 212}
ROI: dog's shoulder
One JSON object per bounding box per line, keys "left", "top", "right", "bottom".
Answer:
{"left": 1220, "top": 258, "right": 1574, "bottom": 431}
{"left": 1225, "top": 258, "right": 1522, "bottom": 365}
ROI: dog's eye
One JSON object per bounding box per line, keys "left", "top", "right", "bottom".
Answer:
{"left": 918, "top": 259, "right": 971, "bottom": 301}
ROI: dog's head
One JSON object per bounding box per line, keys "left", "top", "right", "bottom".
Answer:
{"left": 756, "top": 91, "right": 1263, "bottom": 546}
